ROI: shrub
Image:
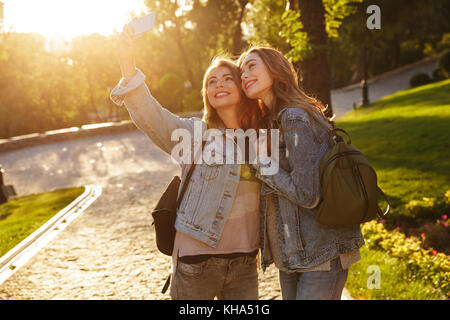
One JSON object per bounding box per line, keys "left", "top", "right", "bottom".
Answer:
{"left": 362, "top": 221, "right": 450, "bottom": 298}
{"left": 432, "top": 68, "right": 446, "bottom": 82}
{"left": 423, "top": 221, "right": 450, "bottom": 255}
{"left": 438, "top": 49, "right": 450, "bottom": 78}
{"left": 409, "top": 72, "right": 432, "bottom": 87}
{"left": 182, "top": 89, "right": 203, "bottom": 113}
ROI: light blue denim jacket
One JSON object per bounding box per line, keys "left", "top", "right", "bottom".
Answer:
{"left": 111, "top": 70, "right": 242, "bottom": 247}
{"left": 255, "top": 107, "right": 364, "bottom": 272}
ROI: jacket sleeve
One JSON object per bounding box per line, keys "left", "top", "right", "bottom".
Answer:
{"left": 255, "top": 111, "right": 323, "bottom": 209}
{"left": 110, "top": 69, "right": 203, "bottom": 156}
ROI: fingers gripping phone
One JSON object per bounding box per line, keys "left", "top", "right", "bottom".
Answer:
{"left": 128, "top": 12, "right": 156, "bottom": 35}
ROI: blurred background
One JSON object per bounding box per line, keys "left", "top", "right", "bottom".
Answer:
{"left": 0, "top": 0, "right": 449, "bottom": 138}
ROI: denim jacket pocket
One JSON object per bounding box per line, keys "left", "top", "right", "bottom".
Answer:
{"left": 201, "top": 164, "right": 221, "bottom": 181}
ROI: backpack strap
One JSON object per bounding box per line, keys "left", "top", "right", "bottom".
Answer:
{"left": 376, "top": 186, "right": 391, "bottom": 218}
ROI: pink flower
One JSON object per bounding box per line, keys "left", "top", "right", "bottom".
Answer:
{"left": 432, "top": 250, "right": 438, "bottom": 255}
{"left": 442, "top": 214, "right": 448, "bottom": 221}
{"left": 420, "top": 233, "right": 425, "bottom": 238}
{"left": 444, "top": 223, "right": 449, "bottom": 228}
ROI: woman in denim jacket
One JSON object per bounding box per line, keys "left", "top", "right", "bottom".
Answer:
{"left": 238, "top": 46, "right": 365, "bottom": 300}
{"left": 111, "top": 25, "right": 265, "bottom": 300}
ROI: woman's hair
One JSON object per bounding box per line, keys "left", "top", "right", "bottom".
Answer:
{"left": 237, "top": 46, "right": 332, "bottom": 125}
{"left": 202, "top": 56, "right": 265, "bottom": 130}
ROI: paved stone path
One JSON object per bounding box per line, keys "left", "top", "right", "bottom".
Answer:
{"left": 0, "top": 57, "right": 437, "bottom": 299}
{"left": 0, "top": 132, "right": 282, "bottom": 299}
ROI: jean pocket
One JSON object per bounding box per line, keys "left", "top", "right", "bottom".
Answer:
{"left": 178, "top": 259, "right": 208, "bottom": 277}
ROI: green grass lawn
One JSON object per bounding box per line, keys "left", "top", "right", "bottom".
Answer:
{"left": 0, "top": 187, "right": 84, "bottom": 257}
{"left": 336, "top": 79, "right": 450, "bottom": 214}
{"left": 336, "top": 79, "right": 450, "bottom": 300}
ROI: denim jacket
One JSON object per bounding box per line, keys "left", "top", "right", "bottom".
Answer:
{"left": 255, "top": 107, "right": 364, "bottom": 272}
{"left": 111, "top": 70, "right": 242, "bottom": 247}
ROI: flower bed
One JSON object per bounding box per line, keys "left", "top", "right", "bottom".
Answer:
{"left": 362, "top": 220, "right": 450, "bottom": 298}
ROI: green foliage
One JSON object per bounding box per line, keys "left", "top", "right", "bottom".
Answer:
{"left": 182, "top": 89, "right": 203, "bottom": 113}
{"left": 245, "top": 0, "right": 291, "bottom": 52}
{"left": 347, "top": 243, "right": 445, "bottom": 299}
{"left": 438, "top": 49, "right": 450, "bottom": 78}
{"left": 330, "top": 0, "right": 450, "bottom": 87}
{"left": 2, "top": 1, "right": 449, "bottom": 137}
{"left": 409, "top": 73, "right": 432, "bottom": 88}
{"left": 0, "top": 187, "right": 84, "bottom": 257}
{"left": 432, "top": 68, "right": 446, "bottom": 82}
{"left": 361, "top": 221, "right": 449, "bottom": 298}
{"left": 323, "top": 0, "right": 362, "bottom": 38}
{"left": 157, "top": 73, "right": 184, "bottom": 113}
{"left": 279, "top": 10, "right": 311, "bottom": 62}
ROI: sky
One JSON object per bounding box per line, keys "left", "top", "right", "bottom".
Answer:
{"left": 1, "top": 0, "right": 148, "bottom": 39}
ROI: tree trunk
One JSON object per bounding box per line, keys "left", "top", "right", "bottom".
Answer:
{"left": 296, "top": 0, "right": 333, "bottom": 117}
{"left": 232, "top": 0, "right": 249, "bottom": 57}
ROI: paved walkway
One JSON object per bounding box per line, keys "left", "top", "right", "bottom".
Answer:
{"left": 0, "top": 132, "right": 282, "bottom": 299}
{"left": 331, "top": 56, "right": 437, "bottom": 117}
{"left": 0, "top": 57, "right": 437, "bottom": 299}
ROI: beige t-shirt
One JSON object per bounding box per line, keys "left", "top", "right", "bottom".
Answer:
{"left": 173, "top": 164, "right": 261, "bottom": 259}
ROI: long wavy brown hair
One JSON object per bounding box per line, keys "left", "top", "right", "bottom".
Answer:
{"left": 202, "top": 57, "right": 266, "bottom": 130}
{"left": 237, "top": 46, "right": 332, "bottom": 127}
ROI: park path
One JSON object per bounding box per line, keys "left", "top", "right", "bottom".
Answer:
{"left": 331, "top": 55, "right": 437, "bottom": 117}
{"left": 0, "top": 57, "right": 437, "bottom": 299}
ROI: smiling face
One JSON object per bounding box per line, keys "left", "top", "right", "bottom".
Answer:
{"left": 206, "top": 66, "right": 241, "bottom": 111}
{"left": 240, "top": 52, "right": 274, "bottom": 101}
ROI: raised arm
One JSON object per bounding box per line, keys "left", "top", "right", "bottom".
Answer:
{"left": 110, "top": 23, "right": 202, "bottom": 155}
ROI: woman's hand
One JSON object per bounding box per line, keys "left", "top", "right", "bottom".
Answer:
{"left": 118, "top": 23, "right": 137, "bottom": 79}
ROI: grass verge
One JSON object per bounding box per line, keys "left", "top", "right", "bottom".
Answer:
{"left": 0, "top": 187, "right": 84, "bottom": 257}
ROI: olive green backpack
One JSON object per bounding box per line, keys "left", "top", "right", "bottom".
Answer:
{"left": 282, "top": 110, "right": 391, "bottom": 226}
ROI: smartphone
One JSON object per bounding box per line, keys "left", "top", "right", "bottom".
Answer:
{"left": 128, "top": 12, "right": 156, "bottom": 35}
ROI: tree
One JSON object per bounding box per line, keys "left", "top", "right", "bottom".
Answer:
{"left": 295, "top": 0, "right": 333, "bottom": 117}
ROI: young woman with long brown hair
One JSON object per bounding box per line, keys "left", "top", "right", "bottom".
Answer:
{"left": 110, "top": 25, "right": 265, "bottom": 300}
{"left": 238, "top": 46, "right": 365, "bottom": 300}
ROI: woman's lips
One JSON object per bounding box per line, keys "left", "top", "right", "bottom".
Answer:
{"left": 215, "top": 91, "right": 230, "bottom": 98}
{"left": 245, "top": 80, "right": 257, "bottom": 90}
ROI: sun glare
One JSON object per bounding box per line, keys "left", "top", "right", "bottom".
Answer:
{"left": 2, "top": 0, "right": 147, "bottom": 39}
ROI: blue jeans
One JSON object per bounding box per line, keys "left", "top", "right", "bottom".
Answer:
{"left": 170, "top": 254, "right": 258, "bottom": 300}
{"left": 278, "top": 257, "right": 348, "bottom": 300}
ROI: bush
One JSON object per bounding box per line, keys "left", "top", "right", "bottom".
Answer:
{"left": 438, "top": 49, "right": 450, "bottom": 78}
{"left": 362, "top": 221, "right": 450, "bottom": 298}
{"left": 432, "top": 68, "right": 446, "bottom": 82}
{"left": 158, "top": 73, "right": 184, "bottom": 113}
{"left": 409, "top": 72, "right": 432, "bottom": 87}
{"left": 182, "top": 89, "right": 203, "bottom": 113}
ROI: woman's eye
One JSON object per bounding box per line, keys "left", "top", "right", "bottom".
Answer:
{"left": 208, "top": 79, "right": 216, "bottom": 85}
{"left": 225, "top": 77, "right": 233, "bottom": 81}
{"left": 249, "top": 63, "right": 255, "bottom": 69}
